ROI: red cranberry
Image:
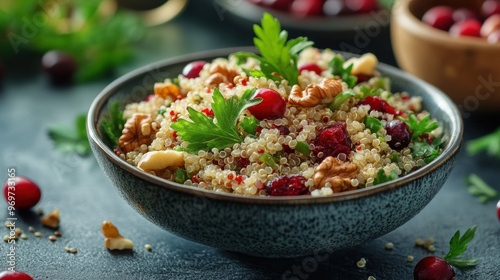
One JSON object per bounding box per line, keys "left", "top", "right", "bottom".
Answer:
{"left": 449, "top": 19, "right": 482, "bottom": 37}
{"left": 182, "top": 61, "right": 207, "bottom": 78}
{"left": 298, "top": 63, "right": 322, "bottom": 75}
{"left": 355, "top": 73, "right": 373, "bottom": 83}
{"left": 201, "top": 108, "right": 214, "bottom": 118}
{"left": 482, "top": 0, "right": 500, "bottom": 19}
{"left": 452, "top": 8, "right": 479, "bottom": 23}
{"left": 422, "top": 6, "right": 455, "bottom": 31}
{"left": 312, "top": 122, "right": 352, "bottom": 159}
{"left": 496, "top": 199, "right": 500, "bottom": 220}
{"left": 247, "top": 88, "right": 286, "bottom": 120}
{"left": 385, "top": 120, "right": 411, "bottom": 151}
{"left": 344, "top": 0, "right": 377, "bottom": 14}
{"left": 414, "top": 256, "right": 455, "bottom": 280}
{"left": 259, "top": 0, "right": 293, "bottom": 10}
{"left": 41, "top": 50, "right": 77, "bottom": 84}
{"left": 357, "top": 96, "right": 402, "bottom": 116}
{"left": 3, "top": 176, "right": 41, "bottom": 210}
{"left": 0, "top": 271, "right": 34, "bottom": 280}
{"left": 290, "top": 0, "right": 324, "bottom": 17}
{"left": 266, "top": 175, "right": 308, "bottom": 196}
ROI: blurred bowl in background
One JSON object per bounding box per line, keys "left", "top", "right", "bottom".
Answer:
{"left": 116, "top": 0, "right": 188, "bottom": 26}
{"left": 391, "top": 0, "right": 500, "bottom": 113}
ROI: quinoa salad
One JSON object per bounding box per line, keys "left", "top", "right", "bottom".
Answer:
{"left": 104, "top": 13, "right": 444, "bottom": 197}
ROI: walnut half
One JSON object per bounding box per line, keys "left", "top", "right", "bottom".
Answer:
{"left": 289, "top": 78, "right": 343, "bottom": 107}
{"left": 205, "top": 63, "right": 239, "bottom": 88}
{"left": 118, "top": 113, "right": 157, "bottom": 153}
{"left": 313, "top": 156, "right": 358, "bottom": 193}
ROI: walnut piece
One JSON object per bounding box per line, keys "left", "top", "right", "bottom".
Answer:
{"left": 101, "top": 220, "right": 133, "bottom": 250}
{"left": 313, "top": 156, "right": 358, "bottom": 193}
{"left": 41, "top": 209, "right": 60, "bottom": 229}
{"left": 137, "top": 150, "right": 185, "bottom": 172}
{"left": 154, "top": 82, "right": 181, "bottom": 100}
{"left": 118, "top": 113, "right": 157, "bottom": 153}
{"left": 289, "top": 78, "right": 343, "bottom": 107}
{"left": 205, "top": 63, "right": 239, "bottom": 88}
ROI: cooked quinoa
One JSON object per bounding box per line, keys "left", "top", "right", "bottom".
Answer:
{"left": 114, "top": 47, "right": 443, "bottom": 197}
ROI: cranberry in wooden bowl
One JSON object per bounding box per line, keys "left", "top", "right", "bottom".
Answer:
{"left": 391, "top": 0, "right": 500, "bottom": 113}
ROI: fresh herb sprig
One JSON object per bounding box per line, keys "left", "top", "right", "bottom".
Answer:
{"left": 466, "top": 127, "right": 500, "bottom": 158}
{"left": 329, "top": 56, "right": 357, "bottom": 88}
{"left": 328, "top": 89, "right": 356, "bottom": 111}
{"left": 373, "top": 168, "right": 398, "bottom": 185}
{"left": 411, "top": 139, "right": 442, "bottom": 164}
{"left": 443, "top": 225, "right": 478, "bottom": 270}
{"left": 0, "top": 0, "right": 145, "bottom": 82}
{"left": 101, "top": 101, "right": 125, "bottom": 147}
{"left": 465, "top": 174, "right": 499, "bottom": 203}
{"left": 171, "top": 88, "right": 261, "bottom": 153}
{"left": 404, "top": 114, "right": 439, "bottom": 140}
{"left": 48, "top": 114, "right": 91, "bottom": 156}
{"left": 233, "top": 13, "right": 313, "bottom": 86}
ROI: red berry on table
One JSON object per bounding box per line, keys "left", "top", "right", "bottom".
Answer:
{"left": 0, "top": 270, "right": 34, "bottom": 280}
{"left": 266, "top": 175, "right": 308, "bottom": 196}
{"left": 482, "top": 0, "right": 500, "bottom": 19}
{"left": 422, "top": 6, "right": 454, "bottom": 31}
{"left": 496, "top": 200, "right": 500, "bottom": 220}
{"left": 181, "top": 61, "right": 207, "bottom": 79}
{"left": 3, "top": 176, "right": 41, "bottom": 210}
{"left": 247, "top": 88, "right": 286, "bottom": 120}
{"left": 290, "top": 0, "right": 324, "bottom": 17}
{"left": 385, "top": 120, "right": 411, "bottom": 151}
{"left": 344, "top": 0, "right": 377, "bottom": 15}
{"left": 449, "top": 19, "right": 482, "bottom": 37}
{"left": 41, "top": 50, "right": 77, "bottom": 84}
{"left": 298, "top": 63, "right": 322, "bottom": 75}
{"left": 413, "top": 256, "right": 455, "bottom": 280}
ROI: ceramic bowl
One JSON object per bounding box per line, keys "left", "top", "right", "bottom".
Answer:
{"left": 391, "top": 0, "right": 500, "bottom": 113}
{"left": 87, "top": 47, "right": 463, "bottom": 258}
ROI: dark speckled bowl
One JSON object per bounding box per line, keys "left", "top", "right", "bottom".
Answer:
{"left": 87, "top": 47, "right": 463, "bottom": 258}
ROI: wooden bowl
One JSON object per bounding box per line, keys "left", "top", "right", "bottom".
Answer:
{"left": 391, "top": 0, "right": 500, "bottom": 114}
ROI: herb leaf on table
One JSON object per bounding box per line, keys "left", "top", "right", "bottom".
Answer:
{"left": 48, "top": 114, "right": 91, "bottom": 156}
{"left": 443, "top": 225, "right": 479, "bottom": 270}
{"left": 465, "top": 174, "right": 499, "bottom": 203}
{"left": 466, "top": 127, "right": 500, "bottom": 158}
{"left": 232, "top": 12, "right": 313, "bottom": 86}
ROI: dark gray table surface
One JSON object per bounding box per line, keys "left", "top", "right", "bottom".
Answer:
{"left": 1, "top": 1, "right": 499, "bottom": 279}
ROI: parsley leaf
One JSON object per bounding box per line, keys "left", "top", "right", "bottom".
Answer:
{"left": 48, "top": 114, "right": 91, "bottom": 156}
{"left": 328, "top": 56, "right": 357, "bottom": 88}
{"left": 466, "top": 127, "right": 500, "bottom": 158}
{"left": 233, "top": 13, "right": 313, "bottom": 86}
{"left": 240, "top": 116, "right": 260, "bottom": 136}
{"left": 101, "top": 101, "right": 125, "bottom": 147}
{"left": 404, "top": 114, "right": 439, "bottom": 140}
{"left": 364, "top": 116, "right": 383, "bottom": 134}
{"left": 465, "top": 174, "right": 499, "bottom": 203}
{"left": 411, "top": 140, "right": 441, "bottom": 164}
{"left": 328, "top": 89, "right": 356, "bottom": 111}
{"left": 171, "top": 88, "right": 261, "bottom": 153}
{"left": 373, "top": 168, "right": 398, "bottom": 185}
{"left": 443, "top": 225, "right": 478, "bottom": 270}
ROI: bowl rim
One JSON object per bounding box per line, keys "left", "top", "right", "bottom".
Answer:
{"left": 87, "top": 46, "right": 463, "bottom": 205}
{"left": 393, "top": 0, "right": 500, "bottom": 49}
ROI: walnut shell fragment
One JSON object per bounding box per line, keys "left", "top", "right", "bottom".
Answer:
{"left": 154, "top": 82, "right": 181, "bottom": 100}
{"left": 313, "top": 156, "right": 358, "bottom": 193}
{"left": 41, "top": 209, "right": 60, "bottom": 229}
{"left": 205, "top": 63, "right": 239, "bottom": 88}
{"left": 118, "top": 113, "right": 157, "bottom": 153}
{"left": 101, "top": 220, "right": 133, "bottom": 250}
{"left": 289, "top": 78, "right": 343, "bottom": 107}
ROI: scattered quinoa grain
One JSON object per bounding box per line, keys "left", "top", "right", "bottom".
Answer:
{"left": 3, "top": 235, "right": 9, "bottom": 242}
{"left": 407, "top": 255, "right": 414, "bottom": 262}
{"left": 49, "top": 235, "right": 57, "bottom": 242}
{"left": 29, "top": 226, "right": 35, "bottom": 233}
{"left": 65, "top": 247, "right": 78, "bottom": 254}
{"left": 384, "top": 242, "right": 394, "bottom": 250}
{"left": 20, "top": 233, "right": 28, "bottom": 240}
{"left": 37, "top": 208, "right": 44, "bottom": 216}
{"left": 415, "top": 236, "right": 436, "bottom": 252}
{"left": 54, "top": 231, "right": 62, "bottom": 237}
{"left": 357, "top": 257, "right": 367, "bottom": 269}
{"left": 427, "top": 244, "right": 436, "bottom": 252}
{"left": 34, "top": 232, "right": 42, "bottom": 237}
{"left": 368, "top": 276, "right": 376, "bottom": 280}
{"left": 145, "top": 244, "right": 152, "bottom": 251}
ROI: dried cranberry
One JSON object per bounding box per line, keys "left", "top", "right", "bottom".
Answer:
{"left": 3, "top": 176, "right": 41, "bottom": 210}
{"left": 385, "top": 120, "right": 411, "bottom": 151}
{"left": 273, "top": 125, "right": 290, "bottom": 135}
{"left": 298, "top": 63, "right": 322, "bottom": 75}
{"left": 414, "top": 256, "right": 455, "bottom": 280}
{"left": 248, "top": 88, "right": 286, "bottom": 120}
{"left": 0, "top": 270, "right": 34, "bottom": 280}
{"left": 236, "top": 157, "right": 250, "bottom": 170}
{"left": 355, "top": 73, "right": 373, "bottom": 83}
{"left": 357, "top": 96, "right": 402, "bottom": 116}
{"left": 182, "top": 61, "right": 207, "bottom": 78}
{"left": 266, "top": 175, "right": 308, "bottom": 196}
{"left": 312, "top": 122, "right": 352, "bottom": 159}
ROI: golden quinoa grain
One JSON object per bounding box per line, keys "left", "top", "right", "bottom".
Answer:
{"left": 384, "top": 242, "right": 394, "bottom": 250}
{"left": 49, "top": 235, "right": 57, "bottom": 242}
{"left": 20, "top": 234, "right": 28, "bottom": 240}
{"left": 368, "top": 276, "right": 376, "bottom": 280}
{"left": 145, "top": 244, "right": 152, "bottom": 251}
{"left": 357, "top": 257, "right": 367, "bottom": 269}
{"left": 3, "top": 235, "right": 9, "bottom": 242}
{"left": 34, "top": 232, "right": 42, "bottom": 237}
{"left": 407, "top": 255, "right": 414, "bottom": 262}
{"left": 29, "top": 226, "right": 35, "bottom": 233}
